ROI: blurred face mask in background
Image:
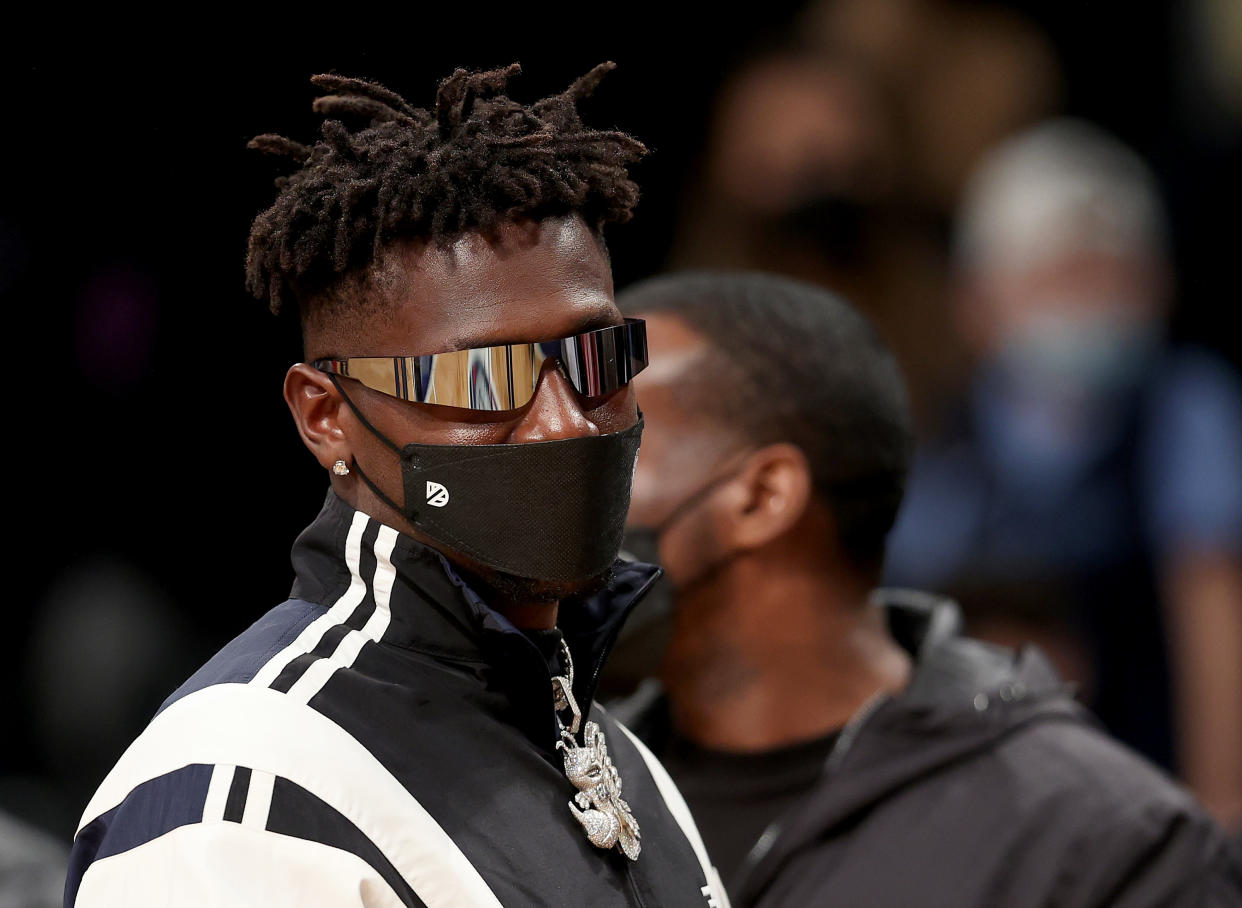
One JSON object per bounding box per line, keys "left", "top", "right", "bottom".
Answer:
{"left": 622, "top": 454, "right": 752, "bottom": 600}
{"left": 774, "top": 193, "right": 871, "bottom": 265}
{"left": 995, "top": 304, "right": 1160, "bottom": 400}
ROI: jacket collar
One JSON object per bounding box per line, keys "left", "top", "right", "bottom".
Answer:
{"left": 288, "top": 488, "right": 663, "bottom": 749}
{"left": 609, "top": 589, "right": 1080, "bottom": 902}
{"left": 736, "top": 589, "right": 1080, "bottom": 904}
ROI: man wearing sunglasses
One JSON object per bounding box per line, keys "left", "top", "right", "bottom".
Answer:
{"left": 65, "top": 66, "right": 726, "bottom": 907}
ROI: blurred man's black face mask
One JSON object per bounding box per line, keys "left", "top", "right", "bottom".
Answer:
{"left": 330, "top": 374, "right": 644, "bottom": 584}
{"left": 774, "top": 193, "right": 871, "bottom": 265}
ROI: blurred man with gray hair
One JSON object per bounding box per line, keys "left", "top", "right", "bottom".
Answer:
{"left": 886, "top": 118, "right": 1242, "bottom": 828}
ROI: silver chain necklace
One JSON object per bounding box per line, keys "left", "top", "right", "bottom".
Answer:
{"left": 551, "top": 638, "right": 641, "bottom": 860}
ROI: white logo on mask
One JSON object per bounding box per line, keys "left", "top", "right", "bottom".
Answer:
{"left": 426, "top": 481, "right": 450, "bottom": 508}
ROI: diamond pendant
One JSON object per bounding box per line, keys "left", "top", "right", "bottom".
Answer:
{"left": 552, "top": 642, "right": 641, "bottom": 861}
{"left": 560, "top": 720, "right": 641, "bottom": 860}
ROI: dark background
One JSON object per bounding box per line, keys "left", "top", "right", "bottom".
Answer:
{"left": 3, "top": 2, "right": 1238, "bottom": 838}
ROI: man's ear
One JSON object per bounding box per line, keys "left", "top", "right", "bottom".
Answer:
{"left": 284, "top": 364, "right": 351, "bottom": 470}
{"left": 719, "top": 443, "right": 814, "bottom": 553}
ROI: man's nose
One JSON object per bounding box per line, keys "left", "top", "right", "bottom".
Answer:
{"left": 508, "top": 358, "right": 601, "bottom": 443}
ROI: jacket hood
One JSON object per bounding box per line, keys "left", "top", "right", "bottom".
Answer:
{"left": 738, "top": 588, "right": 1088, "bottom": 902}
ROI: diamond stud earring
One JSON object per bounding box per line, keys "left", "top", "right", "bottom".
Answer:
{"left": 332, "top": 460, "right": 350, "bottom": 477}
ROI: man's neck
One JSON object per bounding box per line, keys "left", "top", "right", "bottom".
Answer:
{"left": 496, "top": 601, "right": 560, "bottom": 629}
{"left": 661, "top": 555, "right": 911, "bottom": 753}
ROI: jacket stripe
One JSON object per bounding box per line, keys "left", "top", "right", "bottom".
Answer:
{"left": 249, "top": 510, "right": 371, "bottom": 689}
{"left": 616, "top": 721, "right": 732, "bottom": 908}
{"left": 266, "top": 775, "right": 425, "bottom": 907}
{"left": 249, "top": 514, "right": 398, "bottom": 705}
{"left": 366, "top": 525, "right": 399, "bottom": 639}
{"left": 270, "top": 652, "right": 322, "bottom": 694}
{"left": 76, "top": 683, "right": 505, "bottom": 907}
{"left": 156, "top": 601, "right": 325, "bottom": 714}
{"left": 222, "top": 766, "right": 252, "bottom": 823}
{"left": 92, "top": 763, "right": 214, "bottom": 861}
{"left": 287, "top": 525, "right": 399, "bottom": 705}
{"left": 78, "top": 769, "right": 426, "bottom": 907}
{"left": 202, "top": 763, "right": 234, "bottom": 823}
{"left": 65, "top": 763, "right": 214, "bottom": 907}
{"left": 73, "top": 822, "right": 409, "bottom": 907}
{"left": 242, "top": 770, "right": 275, "bottom": 830}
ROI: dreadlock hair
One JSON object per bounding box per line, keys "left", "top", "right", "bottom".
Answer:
{"left": 245, "top": 62, "right": 647, "bottom": 326}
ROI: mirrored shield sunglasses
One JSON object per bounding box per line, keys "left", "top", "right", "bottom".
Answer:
{"left": 312, "top": 318, "right": 648, "bottom": 412}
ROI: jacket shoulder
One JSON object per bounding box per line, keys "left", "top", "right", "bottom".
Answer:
{"left": 159, "top": 598, "right": 326, "bottom": 713}
{"left": 592, "top": 706, "right": 730, "bottom": 907}
{"left": 995, "top": 715, "right": 1201, "bottom": 822}
{"left": 69, "top": 682, "right": 477, "bottom": 908}
{"left": 986, "top": 715, "right": 1242, "bottom": 904}
{"left": 749, "top": 708, "right": 1241, "bottom": 907}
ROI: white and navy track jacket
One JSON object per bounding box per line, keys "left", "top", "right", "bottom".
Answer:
{"left": 66, "top": 490, "right": 727, "bottom": 907}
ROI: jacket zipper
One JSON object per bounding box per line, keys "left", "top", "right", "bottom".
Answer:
{"left": 579, "top": 566, "right": 665, "bottom": 715}
{"left": 546, "top": 626, "right": 652, "bottom": 908}
{"left": 734, "top": 689, "right": 892, "bottom": 884}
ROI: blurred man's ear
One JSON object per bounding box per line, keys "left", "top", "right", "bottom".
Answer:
{"left": 720, "top": 443, "right": 814, "bottom": 553}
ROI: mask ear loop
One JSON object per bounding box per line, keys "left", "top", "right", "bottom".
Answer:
{"left": 326, "top": 373, "right": 411, "bottom": 517}
{"left": 328, "top": 370, "right": 644, "bottom": 522}
{"left": 647, "top": 448, "right": 755, "bottom": 597}
{"left": 654, "top": 447, "right": 753, "bottom": 538}
{"left": 328, "top": 373, "right": 405, "bottom": 456}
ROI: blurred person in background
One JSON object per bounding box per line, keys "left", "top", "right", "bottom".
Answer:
{"left": 798, "top": 0, "right": 1061, "bottom": 214}
{"left": 0, "top": 809, "right": 65, "bottom": 908}
{"left": 10, "top": 559, "right": 194, "bottom": 840}
{"left": 598, "top": 0, "right": 1064, "bottom": 703}
{"left": 600, "top": 0, "right": 1065, "bottom": 704}
{"left": 884, "top": 119, "right": 1242, "bottom": 828}
{"left": 614, "top": 270, "right": 1242, "bottom": 907}
{"left": 668, "top": 0, "right": 1060, "bottom": 431}
{"left": 668, "top": 47, "right": 954, "bottom": 432}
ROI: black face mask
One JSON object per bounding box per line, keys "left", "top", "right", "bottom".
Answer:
{"left": 621, "top": 454, "right": 750, "bottom": 597}
{"left": 773, "top": 193, "right": 872, "bottom": 266}
{"left": 332, "top": 375, "right": 644, "bottom": 584}
{"left": 611, "top": 460, "right": 749, "bottom": 680}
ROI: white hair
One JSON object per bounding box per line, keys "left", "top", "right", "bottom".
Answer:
{"left": 955, "top": 118, "right": 1169, "bottom": 273}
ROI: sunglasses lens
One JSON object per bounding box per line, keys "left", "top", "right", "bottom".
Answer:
{"left": 421, "top": 346, "right": 533, "bottom": 410}
{"left": 315, "top": 319, "right": 648, "bottom": 411}
{"left": 559, "top": 320, "right": 648, "bottom": 398}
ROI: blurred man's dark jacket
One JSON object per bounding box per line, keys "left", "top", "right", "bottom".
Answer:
{"left": 614, "top": 592, "right": 1242, "bottom": 907}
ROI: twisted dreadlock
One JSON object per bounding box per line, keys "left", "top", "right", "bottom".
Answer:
{"left": 245, "top": 62, "right": 648, "bottom": 317}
